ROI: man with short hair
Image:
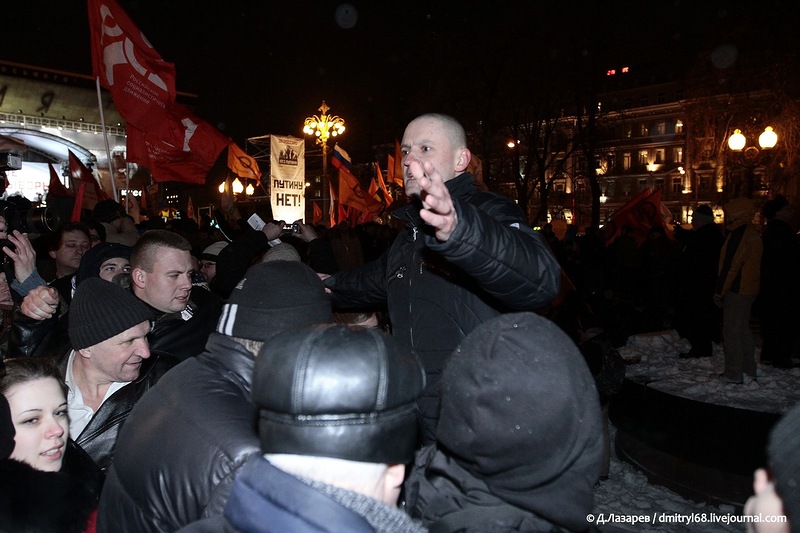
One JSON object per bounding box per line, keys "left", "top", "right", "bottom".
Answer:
{"left": 323, "top": 113, "right": 561, "bottom": 441}
{"left": 179, "top": 324, "right": 427, "bottom": 533}
{"left": 16, "top": 230, "right": 223, "bottom": 362}
{"left": 98, "top": 260, "right": 334, "bottom": 532}
{"left": 47, "top": 223, "right": 92, "bottom": 282}
{"left": 65, "top": 277, "right": 177, "bottom": 470}
{"left": 128, "top": 229, "right": 223, "bottom": 361}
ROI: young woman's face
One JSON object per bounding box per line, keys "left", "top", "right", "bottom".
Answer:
{"left": 5, "top": 377, "right": 68, "bottom": 472}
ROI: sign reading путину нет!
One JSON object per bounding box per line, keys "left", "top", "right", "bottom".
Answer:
{"left": 270, "top": 135, "right": 305, "bottom": 223}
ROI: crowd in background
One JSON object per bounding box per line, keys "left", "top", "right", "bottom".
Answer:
{"left": 0, "top": 112, "right": 796, "bottom": 533}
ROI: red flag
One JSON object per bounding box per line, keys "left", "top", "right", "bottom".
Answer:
{"left": 337, "top": 203, "right": 347, "bottom": 226}
{"left": 88, "top": 0, "right": 176, "bottom": 132}
{"left": 69, "top": 151, "right": 107, "bottom": 210}
{"left": 312, "top": 202, "right": 322, "bottom": 225}
{"left": 368, "top": 176, "right": 379, "bottom": 198}
{"left": 338, "top": 167, "right": 383, "bottom": 215}
{"left": 375, "top": 163, "right": 393, "bottom": 207}
{"left": 600, "top": 188, "right": 653, "bottom": 245}
{"left": 126, "top": 105, "right": 228, "bottom": 184}
{"left": 186, "top": 196, "right": 196, "bottom": 222}
{"left": 45, "top": 163, "right": 74, "bottom": 199}
{"left": 328, "top": 175, "right": 337, "bottom": 203}
{"left": 227, "top": 142, "right": 262, "bottom": 184}
{"left": 602, "top": 188, "right": 673, "bottom": 246}
{"left": 139, "top": 187, "right": 148, "bottom": 210}
{"left": 330, "top": 208, "right": 337, "bottom": 228}
{"left": 89, "top": 0, "right": 227, "bottom": 185}
{"left": 71, "top": 183, "right": 87, "bottom": 223}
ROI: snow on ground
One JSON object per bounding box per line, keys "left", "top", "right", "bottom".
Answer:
{"left": 591, "top": 330, "right": 800, "bottom": 532}
{"left": 617, "top": 330, "right": 800, "bottom": 414}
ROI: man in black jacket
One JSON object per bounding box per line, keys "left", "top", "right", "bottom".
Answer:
{"left": 129, "top": 230, "right": 223, "bottom": 361}
{"left": 97, "top": 260, "right": 334, "bottom": 532}
{"left": 65, "top": 277, "right": 177, "bottom": 472}
{"left": 14, "top": 230, "right": 223, "bottom": 363}
{"left": 323, "top": 113, "right": 561, "bottom": 441}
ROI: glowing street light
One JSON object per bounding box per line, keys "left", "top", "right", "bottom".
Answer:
{"left": 726, "top": 126, "right": 778, "bottom": 197}
{"left": 303, "top": 101, "right": 345, "bottom": 222}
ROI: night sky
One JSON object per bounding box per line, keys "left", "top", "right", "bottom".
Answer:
{"left": 3, "top": 1, "right": 797, "bottom": 163}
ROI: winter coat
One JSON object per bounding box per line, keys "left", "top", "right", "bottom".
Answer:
{"left": 145, "top": 284, "right": 224, "bottom": 362}
{"left": 325, "top": 173, "right": 560, "bottom": 438}
{"left": 0, "top": 458, "right": 97, "bottom": 533}
{"left": 404, "top": 445, "right": 576, "bottom": 532}
{"left": 177, "top": 455, "right": 427, "bottom": 533}
{"left": 717, "top": 222, "right": 762, "bottom": 297}
{"left": 62, "top": 350, "right": 178, "bottom": 473}
{"left": 97, "top": 334, "right": 261, "bottom": 533}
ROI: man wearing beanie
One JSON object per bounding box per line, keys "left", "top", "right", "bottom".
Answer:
{"left": 197, "top": 240, "right": 228, "bottom": 284}
{"left": 744, "top": 402, "right": 800, "bottom": 532}
{"left": 673, "top": 204, "right": 724, "bottom": 359}
{"left": 179, "top": 324, "right": 427, "bottom": 533}
{"left": 404, "top": 312, "right": 604, "bottom": 532}
{"left": 99, "top": 260, "right": 335, "bottom": 532}
{"left": 11, "top": 242, "right": 133, "bottom": 358}
{"left": 64, "top": 277, "right": 177, "bottom": 471}
{"left": 17, "top": 230, "right": 223, "bottom": 362}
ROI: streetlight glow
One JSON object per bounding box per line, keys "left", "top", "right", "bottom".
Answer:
{"left": 758, "top": 126, "right": 777, "bottom": 149}
{"left": 303, "top": 101, "right": 346, "bottom": 224}
{"left": 727, "top": 129, "right": 747, "bottom": 151}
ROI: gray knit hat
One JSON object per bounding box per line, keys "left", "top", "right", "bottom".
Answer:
{"left": 216, "top": 261, "right": 332, "bottom": 342}
{"left": 261, "top": 243, "right": 301, "bottom": 263}
{"left": 68, "top": 277, "right": 152, "bottom": 350}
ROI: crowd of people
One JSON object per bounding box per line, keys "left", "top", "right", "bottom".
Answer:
{"left": 0, "top": 113, "right": 797, "bottom": 532}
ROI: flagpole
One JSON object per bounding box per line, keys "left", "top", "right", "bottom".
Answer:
{"left": 95, "top": 77, "right": 119, "bottom": 204}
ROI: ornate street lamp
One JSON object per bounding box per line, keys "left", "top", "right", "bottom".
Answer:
{"left": 303, "top": 101, "right": 345, "bottom": 221}
{"left": 726, "top": 126, "right": 778, "bottom": 198}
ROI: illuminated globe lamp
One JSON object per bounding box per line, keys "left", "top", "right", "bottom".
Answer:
{"left": 303, "top": 101, "right": 346, "bottom": 222}
{"left": 727, "top": 129, "right": 747, "bottom": 151}
{"left": 726, "top": 126, "right": 778, "bottom": 197}
{"left": 758, "top": 126, "right": 777, "bottom": 149}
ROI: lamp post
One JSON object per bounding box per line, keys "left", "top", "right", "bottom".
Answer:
{"left": 303, "top": 101, "right": 345, "bottom": 224}
{"left": 726, "top": 126, "right": 777, "bottom": 198}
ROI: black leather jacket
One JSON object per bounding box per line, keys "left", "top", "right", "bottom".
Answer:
{"left": 61, "top": 350, "right": 178, "bottom": 473}
{"left": 97, "top": 334, "right": 261, "bottom": 533}
{"left": 325, "top": 173, "right": 560, "bottom": 439}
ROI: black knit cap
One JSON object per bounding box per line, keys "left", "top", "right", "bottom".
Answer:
{"left": 768, "top": 402, "right": 800, "bottom": 531}
{"left": 93, "top": 199, "right": 125, "bottom": 223}
{"left": 253, "top": 324, "right": 425, "bottom": 464}
{"left": 216, "top": 261, "right": 332, "bottom": 342}
{"left": 437, "top": 312, "right": 604, "bottom": 531}
{"left": 75, "top": 242, "right": 132, "bottom": 285}
{"left": 68, "top": 277, "right": 152, "bottom": 350}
